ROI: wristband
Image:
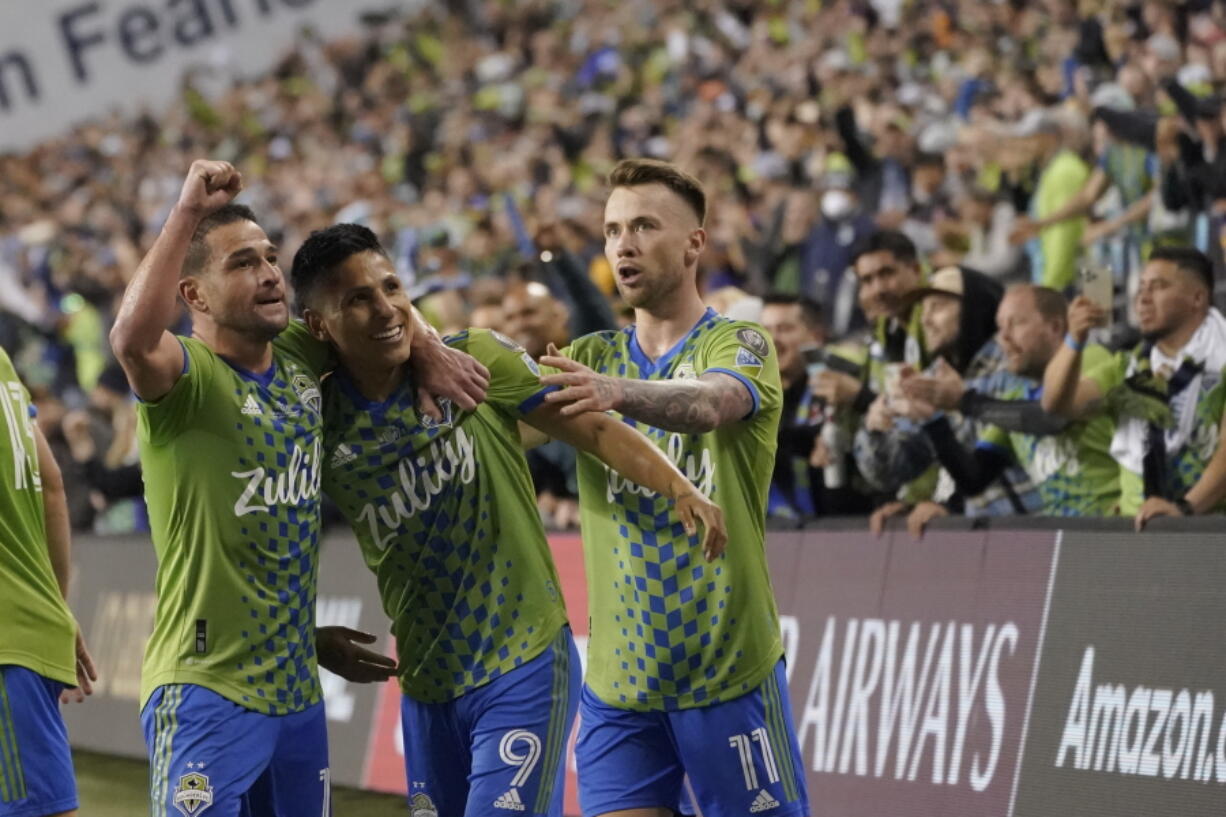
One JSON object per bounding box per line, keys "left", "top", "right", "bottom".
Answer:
{"left": 1174, "top": 497, "right": 1195, "bottom": 516}
{"left": 1064, "top": 333, "right": 1085, "bottom": 352}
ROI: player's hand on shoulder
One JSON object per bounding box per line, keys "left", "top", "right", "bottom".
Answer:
{"left": 412, "top": 336, "right": 490, "bottom": 420}
{"left": 177, "top": 159, "right": 243, "bottom": 218}
{"left": 539, "top": 343, "right": 625, "bottom": 416}
{"left": 316, "top": 626, "right": 397, "bottom": 684}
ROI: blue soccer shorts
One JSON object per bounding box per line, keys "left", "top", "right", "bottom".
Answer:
{"left": 400, "top": 626, "right": 580, "bottom": 817}
{"left": 576, "top": 658, "right": 809, "bottom": 817}
{"left": 0, "top": 665, "right": 77, "bottom": 817}
{"left": 141, "top": 684, "right": 330, "bottom": 817}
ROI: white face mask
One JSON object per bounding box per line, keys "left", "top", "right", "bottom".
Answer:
{"left": 821, "top": 189, "right": 854, "bottom": 220}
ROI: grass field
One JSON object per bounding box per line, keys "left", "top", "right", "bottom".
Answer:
{"left": 75, "top": 749, "right": 407, "bottom": 816}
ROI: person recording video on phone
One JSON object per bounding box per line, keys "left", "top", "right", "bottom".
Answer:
{"left": 889, "top": 283, "right": 1118, "bottom": 524}
{"left": 1042, "top": 246, "right": 1226, "bottom": 527}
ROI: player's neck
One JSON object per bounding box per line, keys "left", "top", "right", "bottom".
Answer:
{"left": 346, "top": 360, "right": 406, "bottom": 403}
{"left": 193, "top": 322, "right": 274, "bottom": 373}
{"left": 633, "top": 293, "right": 709, "bottom": 360}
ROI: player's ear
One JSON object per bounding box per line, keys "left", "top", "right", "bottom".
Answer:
{"left": 179, "top": 277, "right": 208, "bottom": 315}
{"left": 684, "top": 227, "right": 707, "bottom": 266}
{"left": 302, "top": 308, "right": 331, "bottom": 343}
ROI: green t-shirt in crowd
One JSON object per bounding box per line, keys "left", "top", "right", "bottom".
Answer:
{"left": 560, "top": 308, "right": 784, "bottom": 711}
{"left": 138, "top": 331, "right": 328, "bottom": 715}
{"left": 0, "top": 347, "right": 76, "bottom": 685}
{"left": 319, "top": 328, "right": 568, "bottom": 703}
{"left": 1032, "top": 149, "right": 1090, "bottom": 290}
{"left": 979, "top": 344, "right": 1119, "bottom": 516}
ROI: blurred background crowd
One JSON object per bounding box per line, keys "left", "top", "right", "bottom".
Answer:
{"left": 4, "top": 0, "right": 1226, "bottom": 533}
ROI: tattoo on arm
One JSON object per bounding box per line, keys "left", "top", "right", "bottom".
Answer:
{"left": 617, "top": 373, "right": 752, "bottom": 433}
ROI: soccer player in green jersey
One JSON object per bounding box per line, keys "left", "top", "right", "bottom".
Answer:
{"left": 109, "top": 160, "right": 487, "bottom": 817}
{"left": 288, "top": 223, "right": 724, "bottom": 817}
{"left": 1, "top": 345, "right": 97, "bottom": 817}
{"left": 539, "top": 159, "right": 809, "bottom": 817}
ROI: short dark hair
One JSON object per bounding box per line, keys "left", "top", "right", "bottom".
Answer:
{"left": 182, "top": 203, "right": 260, "bottom": 278}
{"left": 851, "top": 229, "right": 918, "bottom": 268}
{"left": 762, "top": 293, "right": 825, "bottom": 330}
{"left": 1148, "top": 245, "right": 1215, "bottom": 294}
{"left": 1015, "top": 284, "right": 1068, "bottom": 328}
{"left": 608, "top": 158, "right": 707, "bottom": 226}
{"left": 290, "top": 223, "right": 389, "bottom": 312}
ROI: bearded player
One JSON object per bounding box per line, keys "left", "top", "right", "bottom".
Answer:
{"left": 288, "top": 223, "right": 725, "bottom": 816}
{"left": 109, "top": 161, "right": 484, "bottom": 816}
{"left": 540, "top": 159, "right": 808, "bottom": 816}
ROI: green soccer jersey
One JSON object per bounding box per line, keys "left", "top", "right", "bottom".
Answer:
{"left": 138, "top": 331, "right": 328, "bottom": 715}
{"left": 562, "top": 308, "right": 784, "bottom": 711}
{"left": 0, "top": 348, "right": 76, "bottom": 685}
{"left": 321, "top": 328, "right": 568, "bottom": 703}
{"left": 979, "top": 344, "right": 1119, "bottom": 516}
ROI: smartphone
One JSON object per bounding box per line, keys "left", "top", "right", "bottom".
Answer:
{"left": 1079, "top": 263, "right": 1114, "bottom": 327}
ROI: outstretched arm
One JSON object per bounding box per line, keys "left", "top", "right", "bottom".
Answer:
{"left": 110, "top": 160, "right": 242, "bottom": 401}
{"left": 524, "top": 403, "right": 728, "bottom": 560}
{"left": 922, "top": 416, "right": 1012, "bottom": 497}
{"left": 1025, "top": 169, "right": 1109, "bottom": 233}
{"left": 539, "top": 344, "right": 751, "bottom": 434}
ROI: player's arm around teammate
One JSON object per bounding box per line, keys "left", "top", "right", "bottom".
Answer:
{"left": 522, "top": 403, "right": 727, "bottom": 560}
{"left": 109, "top": 159, "right": 489, "bottom": 410}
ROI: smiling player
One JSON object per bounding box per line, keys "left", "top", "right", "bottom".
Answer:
{"left": 288, "top": 223, "right": 725, "bottom": 817}
{"left": 109, "top": 161, "right": 485, "bottom": 817}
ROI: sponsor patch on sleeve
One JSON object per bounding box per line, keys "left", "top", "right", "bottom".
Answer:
{"left": 736, "top": 327, "right": 770, "bottom": 358}
{"left": 735, "top": 347, "right": 763, "bottom": 368}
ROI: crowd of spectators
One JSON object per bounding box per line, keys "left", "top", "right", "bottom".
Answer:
{"left": 3, "top": 0, "right": 1226, "bottom": 533}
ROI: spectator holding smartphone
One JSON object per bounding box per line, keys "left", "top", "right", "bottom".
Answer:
{"left": 1043, "top": 247, "right": 1226, "bottom": 526}
{"left": 901, "top": 285, "right": 1119, "bottom": 524}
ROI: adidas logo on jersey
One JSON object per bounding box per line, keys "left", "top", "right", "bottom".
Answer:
{"left": 493, "top": 787, "right": 525, "bottom": 811}
{"left": 749, "top": 789, "right": 780, "bottom": 813}
{"left": 240, "top": 394, "right": 263, "bottom": 416}
{"left": 330, "top": 444, "right": 358, "bottom": 467}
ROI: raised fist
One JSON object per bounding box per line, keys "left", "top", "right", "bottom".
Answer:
{"left": 177, "top": 159, "right": 243, "bottom": 218}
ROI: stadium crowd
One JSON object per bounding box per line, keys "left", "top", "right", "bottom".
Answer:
{"left": 3, "top": 0, "right": 1226, "bottom": 534}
